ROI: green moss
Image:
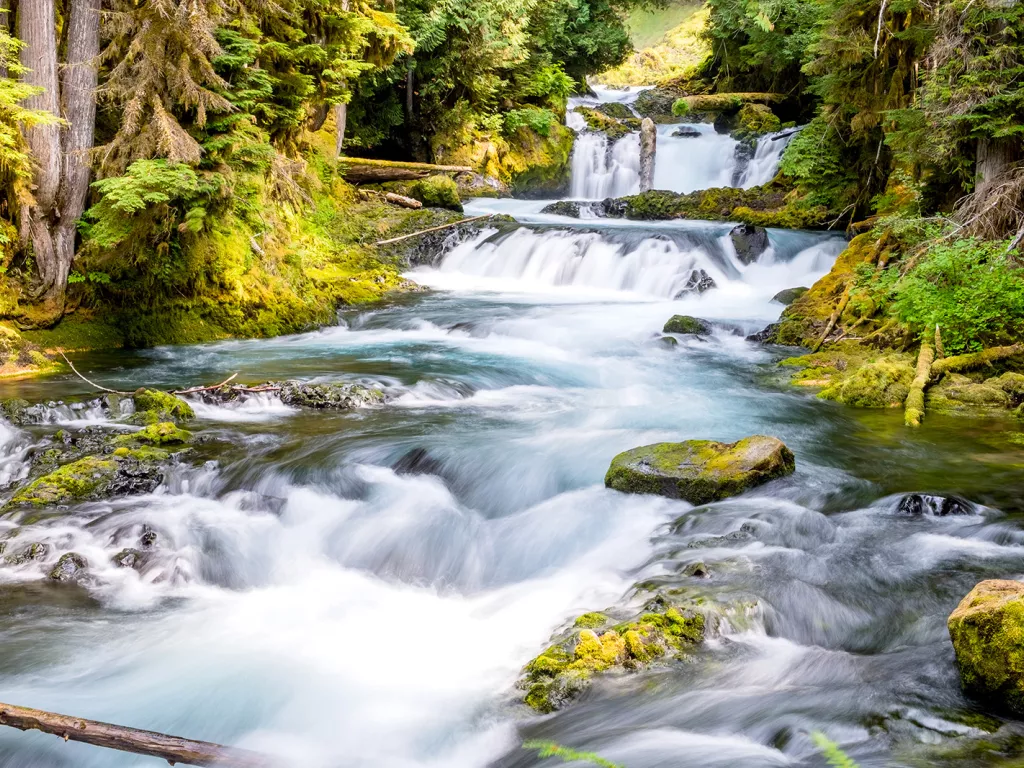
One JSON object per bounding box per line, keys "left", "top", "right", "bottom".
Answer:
{"left": 132, "top": 389, "right": 195, "bottom": 423}
{"left": 663, "top": 315, "right": 709, "bottom": 334}
{"left": 9, "top": 456, "right": 118, "bottom": 506}
{"left": 519, "top": 602, "right": 706, "bottom": 712}
{"left": 575, "top": 107, "right": 634, "bottom": 141}
{"left": 596, "top": 102, "right": 635, "bottom": 120}
{"left": 928, "top": 374, "right": 1012, "bottom": 412}
{"left": 672, "top": 93, "right": 780, "bottom": 116}
{"left": 116, "top": 421, "right": 192, "bottom": 446}
{"left": 379, "top": 175, "right": 463, "bottom": 211}
{"left": 574, "top": 612, "right": 609, "bottom": 628}
{"left": 735, "top": 103, "right": 781, "bottom": 139}
{"left": 819, "top": 355, "right": 914, "bottom": 408}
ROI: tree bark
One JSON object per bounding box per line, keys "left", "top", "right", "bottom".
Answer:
{"left": 0, "top": 0, "right": 9, "bottom": 79}
{"left": 639, "top": 117, "right": 656, "bottom": 192}
{"left": 339, "top": 158, "right": 472, "bottom": 183}
{"left": 334, "top": 102, "right": 347, "bottom": 158}
{"left": 976, "top": 136, "right": 1019, "bottom": 200}
{"left": 0, "top": 701, "right": 273, "bottom": 767}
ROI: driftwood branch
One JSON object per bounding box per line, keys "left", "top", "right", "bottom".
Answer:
{"left": 905, "top": 335, "right": 934, "bottom": 427}
{"left": 0, "top": 701, "right": 273, "bottom": 767}
{"left": 173, "top": 373, "right": 239, "bottom": 396}
{"left": 376, "top": 214, "right": 492, "bottom": 246}
{"left": 384, "top": 192, "right": 422, "bottom": 209}
{"left": 59, "top": 351, "right": 131, "bottom": 395}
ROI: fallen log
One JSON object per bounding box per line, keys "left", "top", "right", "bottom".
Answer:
{"left": 375, "top": 214, "right": 492, "bottom": 246}
{"left": 905, "top": 335, "right": 935, "bottom": 427}
{"left": 384, "top": 192, "right": 422, "bottom": 209}
{"left": 931, "top": 343, "right": 1024, "bottom": 376}
{"left": 771, "top": 126, "right": 804, "bottom": 141}
{"left": 0, "top": 701, "right": 273, "bottom": 767}
{"left": 339, "top": 157, "right": 473, "bottom": 184}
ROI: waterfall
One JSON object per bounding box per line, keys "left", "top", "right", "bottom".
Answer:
{"left": 651, "top": 124, "right": 740, "bottom": 194}
{"left": 738, "top": 130, "right": 798, "bottom": 189}
{"left": 569, "top": 133, "right": 642, "bottom": 200}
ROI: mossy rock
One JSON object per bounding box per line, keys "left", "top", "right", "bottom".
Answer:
{"left": 116, "top": 422, "right": 192, "bottom": 446}
{"left": 819, "top": 355, "right": 914, "bottom": 408}
{"left": 48, "top": 552, "right": 87, "bottom": 583}
{"left": 605, "top": 436, "right": 795, "bottom": 505}
{"left": 519, "top": 605, "right": 706, "bottom": 712}
{"left": 3, "top": 542, "right": 49, "bottom": 565}
{"left": 771, "top": 287, "right": 808, "bottom": 306}
{"left": 948, "top": 580, "right": 1024, "bottom": 715}
{"left": 663, "top": 315, "right": 709, "bottom": 335}
{"left": 277, "top": 381, "right": 386, "bottom": 409}
{"left": 672, "top": 92, "right": 782, "bottom": 117}
{"left": 9, "top": 456, "right": 119, "bottom": 506}
{"left": 596, "top": 102, "right": 635, "bottom": 120}
{"left": 928, "top": 374, "right": 1012, "bottom": 412}
{"left": 735, "top": 103, "right": 781, "bottom": 139}
{"left": 633, "top": 86, "right": 687, "bottom": 121}
{"left": 132, "top": 388, "right": 195, "bottom": 424}
{"left": 381, "top": 175, "right": 463, "bottom": 212}
{"left": 573, "top": 107, "right": 634, "bottom": 142}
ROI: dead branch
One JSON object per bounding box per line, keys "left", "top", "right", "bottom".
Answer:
{"left": 59, "top": 351, "right": 131, "bottom": 395}
{"left": 384, "top": 192, "right": 422, "bottom": 209}
{"left": 173, "top": 373, "right": 239, "bottom": 396}
{"left": 375, "top": 214, "right": 493, "bottom": 246}
{"left": 934, "top": 325, "right": 945, "bottom": 359}
{"left": 0, "top": 701, "right": 274, "bottom": 767}
{"left": 905, "top": 335, "right": 935, "bottom": 428}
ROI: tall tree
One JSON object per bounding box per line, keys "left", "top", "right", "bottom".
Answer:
{"left": 17, "top": 0, "right": 100, "bottom": 320}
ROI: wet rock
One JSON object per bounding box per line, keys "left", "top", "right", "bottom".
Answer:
{"left": 4, "top": 542, "right": 49, "bottom": 565}
{"left": 672, "top": 126, "right": 702, "bottom": 138}
{"left": 596, "top": 102, "right": 634, "bottom": 120}
{"left": 48, "top": 552, "right": 87, "bottom": 583}
{"left": 132, "top": 388, "right": 195, "bottom": 424}
{"left": 683, "top": 561, "right": 711, "bottom": 578}
{"left": 0, "top": 398, "right": 29, "bottom": 424}
{"left": 112, "top": 548, "right": 145, "bottom": 569}
{"left": 140, "top": 529, "right": 157, "bottom": 548}
{"left": 7, "top": 453, "right": 163, "bottom": 508}
{"left": 730, "top": 141, "right": 756, "bottom": 186}
{"left": 674, "top": 269, "right": 716, "bottom": 298}
{"left": 105, "top": 457, "right": 163, "bottom": 497}
{"left": 116, "top": 422, "right": 192, "bottom": 447}
{"left": 948, "top": 579, "right": 1024, "bottom": 715}
{"left": 540, "top": 200, "right": 582, "bottom": 218}
{"left": 454, "top": 172, "right": 509, "bottom": 199}
{"left": 519, "top": 604, "right": 705, "bottom": 712}
{"left": 659, "top": 335, "right": 679, "bottom": 347}
{"left": 605, "top": 436, "right": 795, "bottom": 505}
{"left": 929, "top": 374, "right": 1012, "bottom": 411}
{"left": 897, "top": 494, "right": 973, "bottom": 516}
{"left": 278, "top": 381, "right": 386, "bottom": 410}
{"left": 729, "top": 223, "right": 770, "bottom": 265}
{"left": 639, "top": 118, "right": 657, "bottom": 192}
{"left": 772, "top": 287, "right": 809, "bottom": 306}
{"left": 746, "top": 323, "right": 780, "bottom": 344}
{"left": 686, "top": 524, "right": 757, "bottom": 548}
{"left": 632, "top": 86, "right": 684, "bottom": 121}
{"left": 663, "top": 315, "right": 710, "bottom": 335}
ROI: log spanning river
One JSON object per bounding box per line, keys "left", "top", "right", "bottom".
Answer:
{"left": 0, "top": 91, "right": 1023, "bottom": 768}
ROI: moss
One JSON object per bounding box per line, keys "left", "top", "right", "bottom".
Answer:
{"left": 663, "top": 315, "right": 709, "bottom": 334}
{"left": 574, "top": 612, "right": 609, "bottom": 629}
{"left": 574, "top": 107, "right": 634, "bottom": 141}
{"left": 819, "top": 355, "right": 914, "bottom": 408}
{"left": 116, "top": 422, "right": 192, "bottom": 446}
{"left": 672, "top": 92, "right": 781, "bottom": 116}
{"left": 4, "top": 542, "right": 49, "bottom": 565}
{"left": 132, "top": 389, "right": 195, "bottom": 423}
{"left": 519, "top": 603, "right": 706, "bottom": 712}
{"left": 948, "top": 580, "right": 1024, "bottom": 714}
{"left": 928, "top": 374, "right": 1012, "bottom": 412}
{"left": 378, "top": 175, "right": 463, "bottom": 212}
{"left": 9, "top": 456, "right": 119, "bottom": 506}
{"left": 735, "top": 103, "right": 781, "bottom": 139}
{"left": 604, "top": 436, "right": 795, "bottom": 504}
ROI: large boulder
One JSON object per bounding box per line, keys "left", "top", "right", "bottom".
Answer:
{"left": 772, "top": 287, "right": 808, "bottom": 306}
{"left": 948, "top": 580, "right": 1024, "bottom": 715}
{"left": 729, "top": 223, "right": 770, "bottom": 265}
{"left": 663, "top": 315, "right": 710, "bottom": 335}
{"left": 605, "top": 436, "right": 795, "bottom": 505}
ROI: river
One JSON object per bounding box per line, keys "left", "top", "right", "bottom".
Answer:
{"left": 0, "top": 89, "right": 1022, "bottom": 768}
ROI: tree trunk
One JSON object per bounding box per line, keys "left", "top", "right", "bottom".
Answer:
{"left": 334, "top": 102, "right": 347, "bottom": 158}
{"left": 976, "top": 136, "right": 1019, "bottom": 200}
{"left": 639, "top": 118, "right": 656, "bottom": 192}
{"left": 405, "top": 62, "right": 414, "bottom": 123}
{"left": 0, "top": 0, "right": 9, "bottom": 79}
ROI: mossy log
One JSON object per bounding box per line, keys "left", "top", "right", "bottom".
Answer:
{"left": 0, "top": 701, "right": 272, "bottom": 767}
{"left": 339, "top": 158, "right": 473, "bottom": 184}
{"left": 931, "top": 344, "right": 1024, "bottom": 376}
{"left": 905, "top": 337, "right": 935, "bottom": 427}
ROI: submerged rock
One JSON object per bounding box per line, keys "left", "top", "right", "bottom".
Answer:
{"left": 729, "top": 223, "right": 770, "bottom": 265}
{"left": 278, "top": 381, "right": 386, "bottom": 410}
{"left": 948, "top": 580, "right": 1024, "bottom": 715}
{"left": 605, "top": 436, "right": 795, "bottom": 505}
{"left": 3, "top": 542, "right": 49, "bottom": 565}
{"left": 672, "top": 126, "right": 702, "bottom": 138}
{"left": 663, "top": 315, "right": 710, "bottom": 335}
{"left": 519, "top": 604, "right": 706, "bottom": 713}
{"left": 48, "top": 552, "right": 87, "bottom": 583}
{"left": 112, "top": 548, "right": 145, "bottom": 569}
{"left": 772, "top": 287, "right": 809, "bottom": 306}
{"left": 897, "top": 494, "right": 973, "bottom": 516}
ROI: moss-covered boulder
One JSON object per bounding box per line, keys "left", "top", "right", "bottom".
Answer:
{"left": 573, "top": 107, "right": 635, "bottom": 141}
{"left": 596, "top": 102, "right": 635, "bottom": 120}
{"left": 116, "top": 422, "right": 192, "bottom": 447}
{"left": 632, "top": 85, "right": 687, "bottom": 122}
{"left": 735, "top": 103, "right": 781, "bottom": 139}
{"left": 132, "top": 388, "right": 195, "bottom": 424}
{"left": 7, "top": 452, "right": 165, "bottom": 508}
{"left": 772, "top": 287, "right": 808, "bottom": 306}
{"left": 605, "top": 436, "right": 795, "bottom": 505}
{"left": 663, "top": 315, "right": 710, "bottom": 335}
{"left": 278, "top": 381, "right": 385, "bottom": 409}
{"left": 948, "top": 580, "right": 1024, "bottom": 715}
{"left": 48, "top": 552, "right": 87, "bottom": 583}
{"left": 380, "top": 175, "right": 463, "bottom": 212}
{"left": 519, "top": 604, "right": 706, "bottom": 713}
{"left": 819, "top": 356, "right": 914, "bottom": 408}
{"left": 928, "top": 374, "right": 1012, "bottom": 412}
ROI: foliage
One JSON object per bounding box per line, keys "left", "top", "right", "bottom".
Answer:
{"left": 889, "top": 237, "right": 1024, "bottom": 354}
{"left": 778, "top": 119, "right": 858, "bottom": 210}
{"left": 810, "top": 732, "right": 860, "bottom": 768}
{"left": 522, "top": 740, "right": 624, "bottom": 768}
{"left": 600, "top": 3, "right": 708, "bottom": 87}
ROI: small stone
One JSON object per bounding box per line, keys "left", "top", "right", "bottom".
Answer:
{"left": 897, "top": 494, "right": 973, "bottom": 516}
{"left": 674, "top": 269, "right": 716, "bottom": 298}
{"left": 48, "top": 552, "right": 87, "bottom": 583}
{"left": 112, "top": 548, "right": 144, "bottom": 569}
{"left": 672, "top": 126, "right": 702, "bottom": 138}
{"left": 140, "top": 529, "right": 157, "bottom": 548}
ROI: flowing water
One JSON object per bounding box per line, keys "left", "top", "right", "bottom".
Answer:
{"left": 1, "top": 100, "right": 1024, "bottom": 768}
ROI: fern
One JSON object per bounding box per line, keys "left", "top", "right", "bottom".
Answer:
{"left": 811, "top": 732, "right": 860, "bottom": 768}
{"left": 522, "top": 740, "right": 624, "bottom": 768}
